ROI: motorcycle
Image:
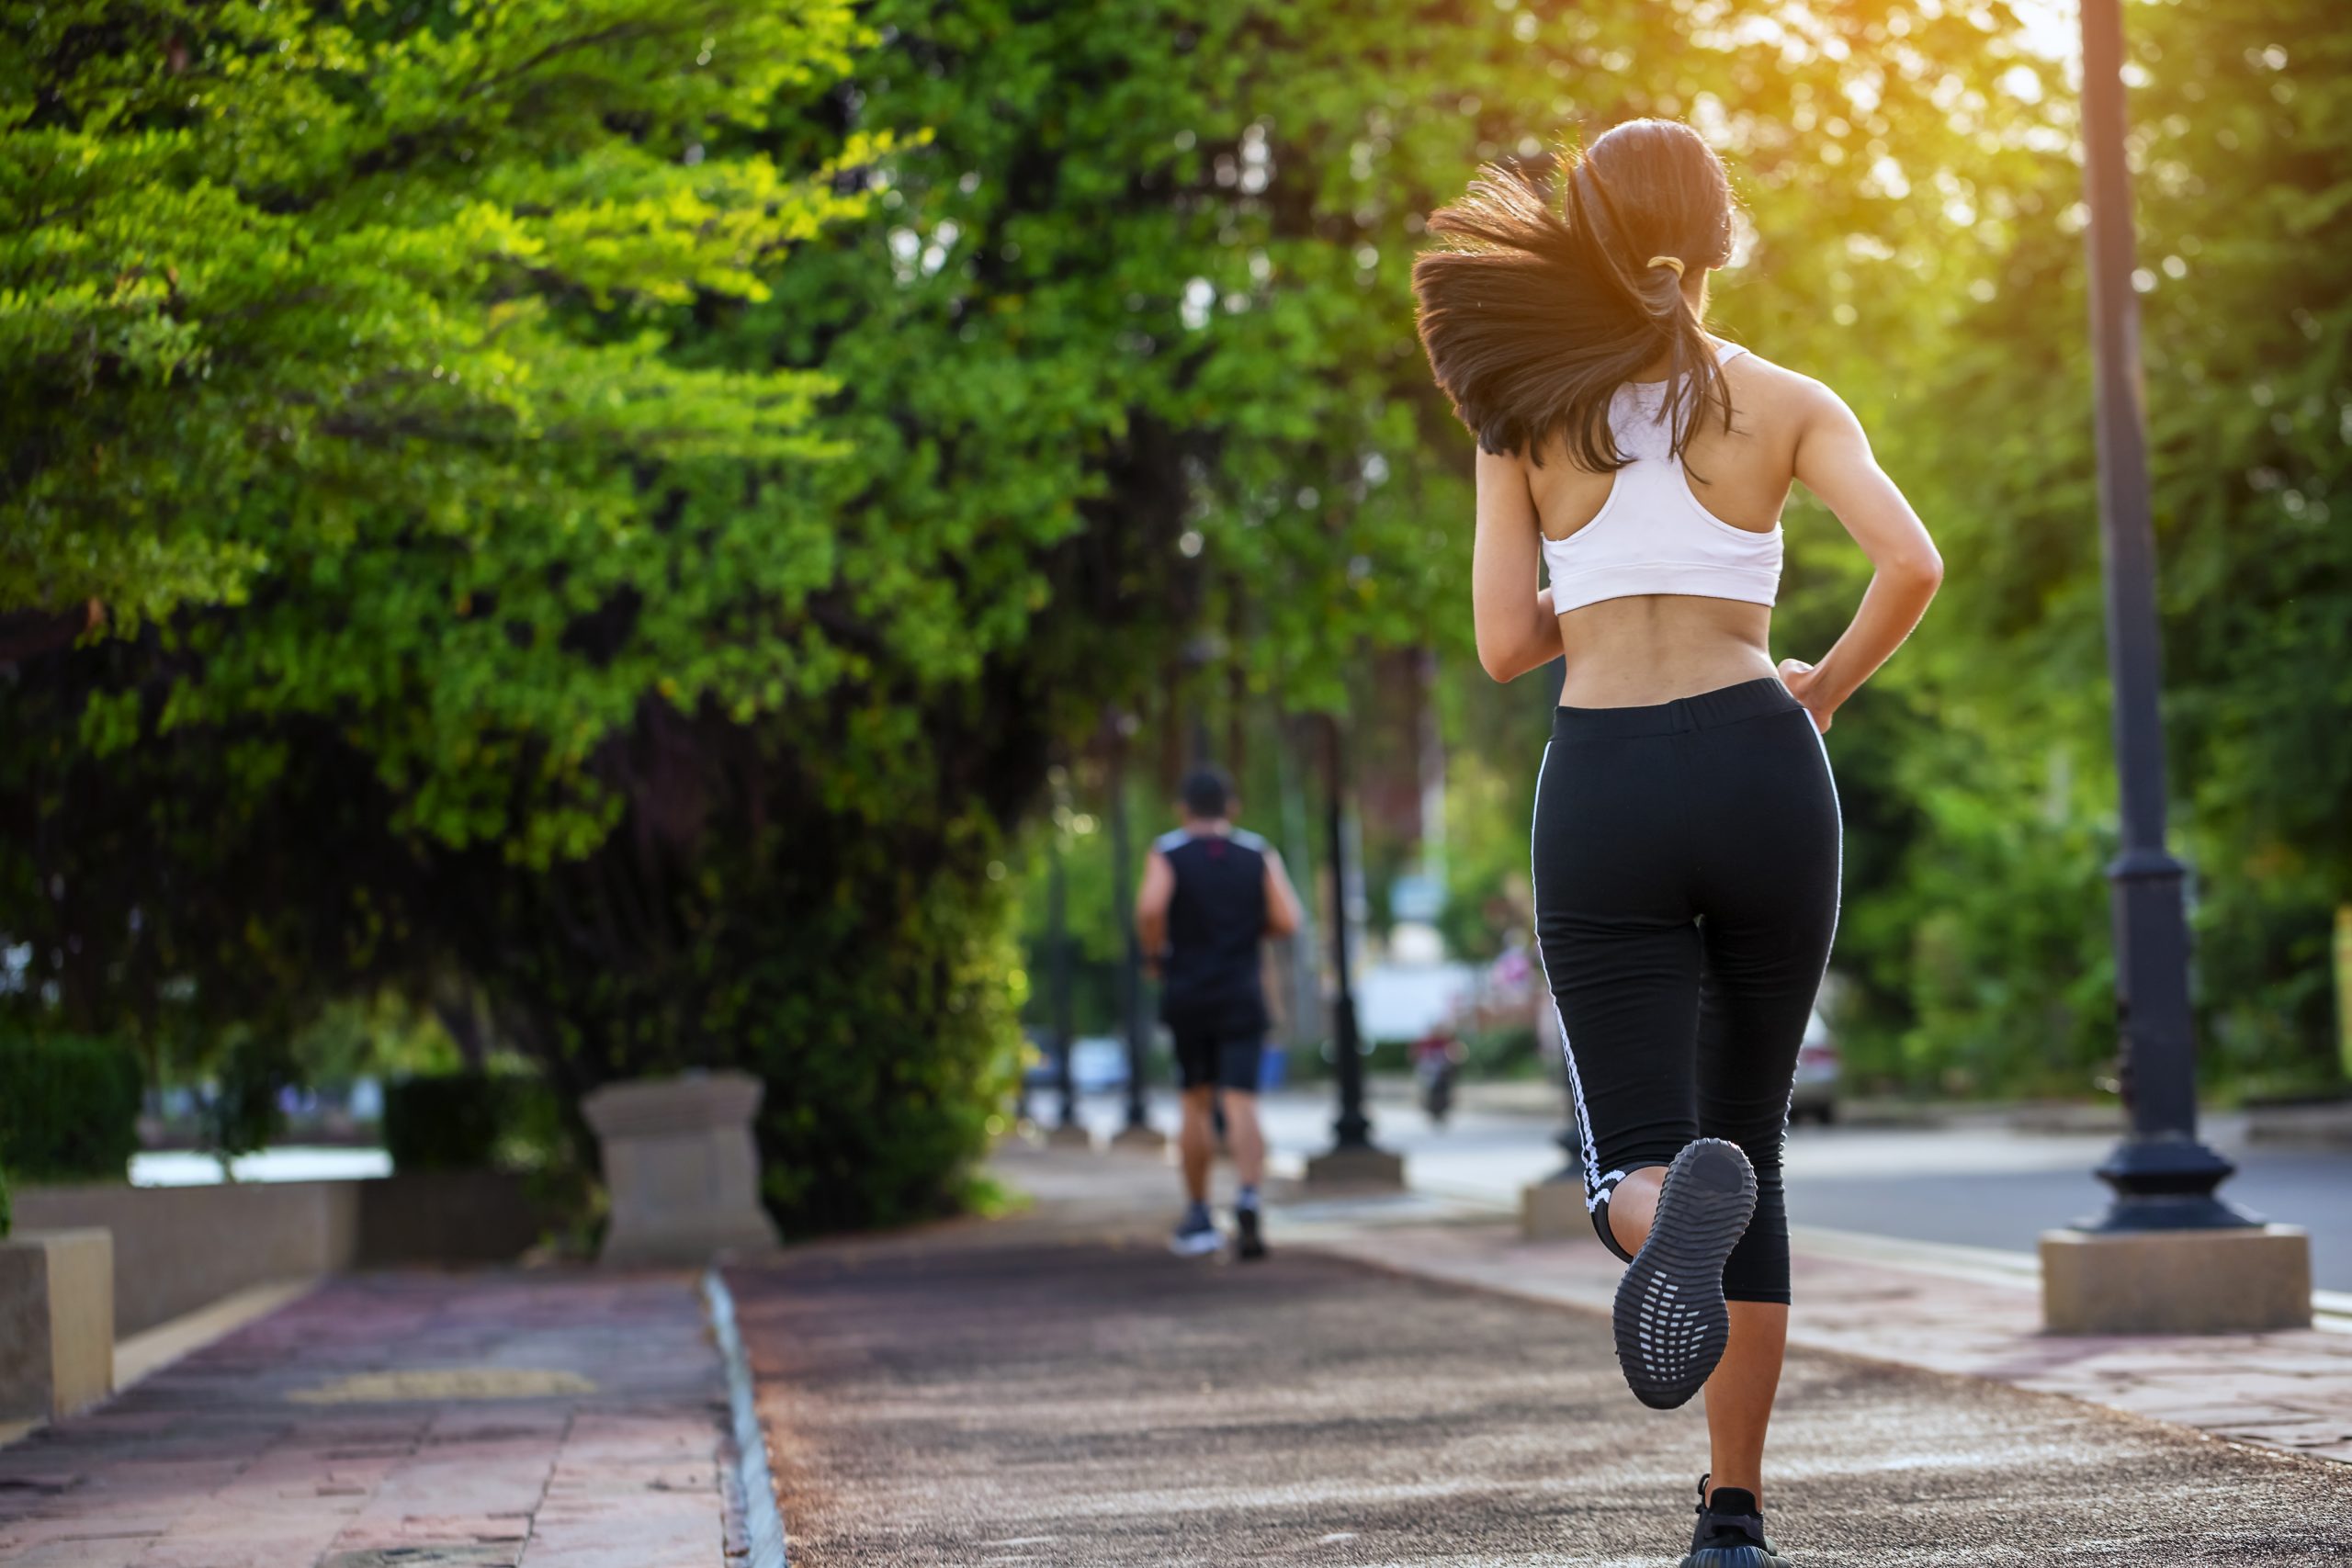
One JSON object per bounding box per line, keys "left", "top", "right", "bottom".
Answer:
{"left": 1413, "top": 1031, "right": 1465, "bottom": 1126}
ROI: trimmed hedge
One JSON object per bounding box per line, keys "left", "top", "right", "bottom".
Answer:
{"left": 383, "top": 1073, "right": 514, "bottom": 1172}
{"left": 0, "top": 1033, "right": 141, "bottom": 1181}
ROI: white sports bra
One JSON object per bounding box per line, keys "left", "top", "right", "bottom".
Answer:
{"left": 1540, "top": 342, "right": 1782, "bottom": 614}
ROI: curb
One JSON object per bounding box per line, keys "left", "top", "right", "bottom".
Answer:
{"left": 705, "top": 1268, "right": 788, "bottom": 1568}
{"left": 2245, "top": 1101, "right": 2352, "bottom": 1149}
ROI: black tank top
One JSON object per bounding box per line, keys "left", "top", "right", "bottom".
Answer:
{"left": 1155, "top": 826, "right": 1270, "bottom": 1028}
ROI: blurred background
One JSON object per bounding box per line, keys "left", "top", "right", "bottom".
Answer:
{"left": 1, "top": 1, "right": 2345, "bottom": 1271}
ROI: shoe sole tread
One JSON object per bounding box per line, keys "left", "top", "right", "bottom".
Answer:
{"left": 1614, "top": 1139, "right": 1758, "bottom": 1410}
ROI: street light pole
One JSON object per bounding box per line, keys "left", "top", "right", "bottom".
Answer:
{"left": 2075, "top": 0, "right": 2250, "bottom": 1233}
{"left": 1105, "top": 721, "right": 1155, "bottom": 1140}
{"left": 1300, "top": 708, "right": 1403, "bottom": 1189}
{"left": 1048, "top": 821, "right": 1080, "bottom": 1134}
{"left": 1323, "top": 713, "right": 1373, "bottom": 1150}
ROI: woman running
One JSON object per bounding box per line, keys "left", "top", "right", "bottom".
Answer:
{"left": 1412, "top": 118, "right": 1942, "bottom": 1568}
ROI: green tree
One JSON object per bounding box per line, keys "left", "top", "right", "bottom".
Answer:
{"left": 0, "top": 0, "right": 983, "bottom": 1226}
{"left": 1822, "top": 0, "right": 2352, "bottom": 1094}
{"left": 3, "top": 1, "right": 875, "bottom": 643}
{"left": 13, "top": 0, "right": 2343, "bottom": 1256}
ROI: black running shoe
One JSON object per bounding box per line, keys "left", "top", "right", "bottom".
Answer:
{"left": 1681, "top": 1476, "right": 1789, "bottom": 1568}
{"left": 1612, "top": 1138, "right": 1758, "bottom": 1410}
{"left": 1234, "top": 1203, "right": 1267, "bottom": 1261}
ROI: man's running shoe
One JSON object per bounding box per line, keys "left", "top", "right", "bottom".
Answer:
{"left": 1233, "top": 1201, "right": 1267, "bottom": 1261}
{"left": 1170, "top": 1202, "right": 1222, "bottom": 1257}
{"left": 1680, "top": 1476, "right": 1790, "bottom": 1567}
{"left": 1613, "top": 1138, "right": 1757, "bottom": 1409}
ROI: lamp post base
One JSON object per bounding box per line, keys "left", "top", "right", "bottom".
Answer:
{"left": 1518, "top": 1175, "right": 1593, "bottom": 1242}
{"left": 2041, "top": 1224, "right": 2312, "bottom": 1334}
{"left": 1042, "top": 1122, "right": 1096, "bottom": 1151}
{"left": 2080, "top": 1132, "right": 2259, "bottom": 1233}
{"left": 1302, "top": 1145, "right": 1406, "bottom": 1191}
{"left": 1107, "top": 1122, "right": 1168, "bottom": 1153}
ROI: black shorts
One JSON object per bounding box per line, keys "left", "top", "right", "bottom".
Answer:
{"left": 1170, "top": 1020, "right": 1264, "bottom": 1093}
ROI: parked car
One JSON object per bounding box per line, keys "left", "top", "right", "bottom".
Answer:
{"left": 1789, "top": 1008, "right": 1839, "bottom": 1124}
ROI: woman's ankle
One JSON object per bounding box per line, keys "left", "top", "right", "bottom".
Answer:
{"left": 1704, "top": 1475, "right": 1763, "bottom": 1510}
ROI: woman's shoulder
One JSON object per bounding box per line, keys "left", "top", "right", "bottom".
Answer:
{"left": 1713, "top": 343, "right": 1847, "bottom": 431}
{"left": 1713, "top": 340, "right": 1825, "bottom": 393}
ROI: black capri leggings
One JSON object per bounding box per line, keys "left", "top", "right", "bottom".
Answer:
{"left": 1532, "top": 676, "right": 1840, "bottom": 1304}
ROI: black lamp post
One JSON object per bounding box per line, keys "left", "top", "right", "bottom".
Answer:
{"left": 1105, "top": 718, "right": 1154, "bottom": 1138}
{"left": 1320, "top": 712, "right": 1377, "bottom": 1153}
{"left": 1047, "top": 818, "right": 1080, "bottom": 1134}
{"left": 2075, "top": 0, "right": 2252, "bottom": 1233}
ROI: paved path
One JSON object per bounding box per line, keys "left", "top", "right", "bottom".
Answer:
{"left": 730, "top": 1153, "right": 2352, "bottom": 1567}
{"left": 1294, "top": 1211, "right": 2352, "bottom": 1466}
{"left": 0, "top": 1272, "right": 739, "bottom": 1568}
{"left": 1025, "top": 1130, "right": 2352, "bottom": 1465}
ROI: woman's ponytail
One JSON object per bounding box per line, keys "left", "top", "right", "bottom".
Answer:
{"left": 1412, "top": 119, "right": 1736, "bottom": 471}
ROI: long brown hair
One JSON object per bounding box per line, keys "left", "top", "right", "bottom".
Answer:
{"left": 1411, "top": 118, "right": 1736, "bottom": 470}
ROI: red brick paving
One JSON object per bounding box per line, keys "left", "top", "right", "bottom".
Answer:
{"left": 0, "top": 1272, "right": 736, "bottom": 1568}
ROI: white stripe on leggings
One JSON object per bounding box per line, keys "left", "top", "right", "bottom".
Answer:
{"left": 1530, "top": 740, "right": 1606, "bottom": 1204}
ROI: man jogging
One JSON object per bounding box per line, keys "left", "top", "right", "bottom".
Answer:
{"left": 1136, "top": 765, "right": 1304, "bottom": 1260}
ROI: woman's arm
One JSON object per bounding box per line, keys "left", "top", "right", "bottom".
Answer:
{"left": 1780, "top": 384, "right": 1944, "bottom": 731}
{"left": 1473, "top": 446, "right": 1563, "bottom": 682}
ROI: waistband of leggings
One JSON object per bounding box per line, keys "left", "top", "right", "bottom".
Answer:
{"left": 1549, "top": 677, "right": 1801, "bottom": 740}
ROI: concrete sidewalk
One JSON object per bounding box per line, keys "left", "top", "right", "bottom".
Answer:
{"left": 1061, "top": 1115, "right": 2352, "bottom": 1465}
{"left": 729, "top": 1145, "right": 2350, "bottom": 1565}
{"left": 0, "top": 1271, "right": 743, "bottom": 1568}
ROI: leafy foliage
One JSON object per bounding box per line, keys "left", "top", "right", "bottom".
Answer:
{"left": 0, "top": 0, "right": 2345, "bottom": 1256}
{"left": 3, "top": 0, "right": 875, "bottom": 671}
{"left": 1808, "top": 0, "right": 2352, "bottom": 1093}
{"left": 0, "top": 1033, "right": 142, "bottom": 1182}
{"left": 384, "top": 1073, "right": 514, "bottom": 1172}
{"left": 0, "top": 0, "right": 1007, "bottom": 1227}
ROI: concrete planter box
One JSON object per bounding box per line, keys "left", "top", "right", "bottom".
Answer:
{"left": 0, "top": 1229, "right": 113, "bottom": 1421}
{"left": 1519, "top": 1176, "right": 1595, "bottom": 1243}
{"left": 583, "top": 1072, "right": 781, "bottom": 1268}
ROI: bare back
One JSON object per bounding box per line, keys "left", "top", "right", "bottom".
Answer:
{"left": 1470, "top": 322, "right": 1938, "bottom": 728}
{"left": 1527, "top": 345, "right": 1810, "bottom": 707}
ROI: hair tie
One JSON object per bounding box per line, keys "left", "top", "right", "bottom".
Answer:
{"left": 1647, "top": 255, "right": 1686, "bottom": 279}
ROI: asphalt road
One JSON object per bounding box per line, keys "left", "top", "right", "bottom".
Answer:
{"left": 730, "top": 1199, "right": 2352, "bottom": 1566}
{"left": 1071, "top": 1087, "right": 2352, "bottom": 1291}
